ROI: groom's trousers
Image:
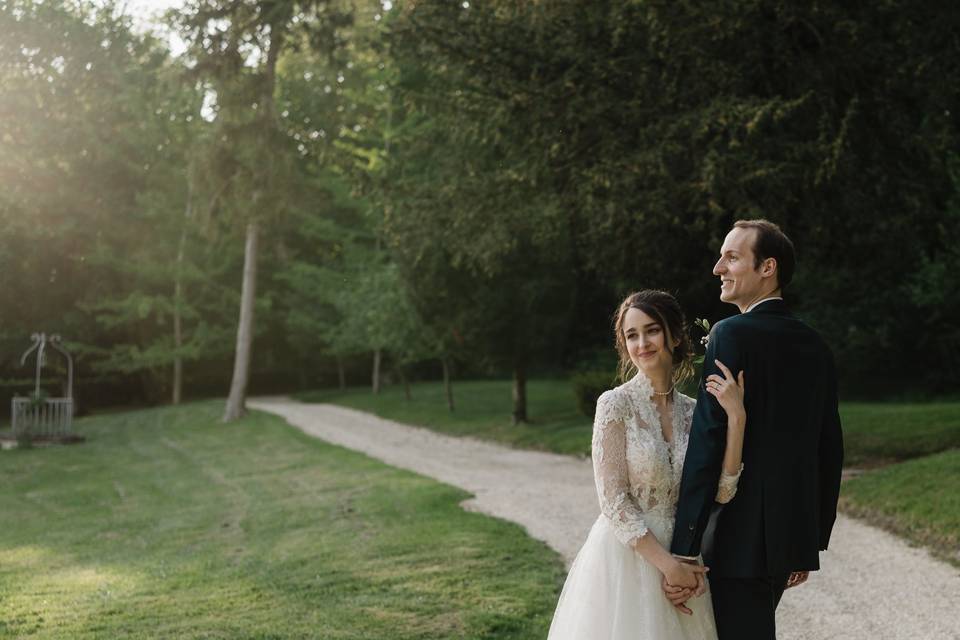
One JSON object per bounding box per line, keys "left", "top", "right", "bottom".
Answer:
{"left": 709, "top": 574, "right": 790, "bottom": 640}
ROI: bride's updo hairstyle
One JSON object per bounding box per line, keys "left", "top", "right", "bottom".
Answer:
{"left": 613, "top": 290, "right": 695, "bottom": 385}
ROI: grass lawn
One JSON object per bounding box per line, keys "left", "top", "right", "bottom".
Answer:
{"left": 297, "top": 379, "right": 960, "bottom": 467}
{"left": 841, "top": 449, "right": 960, "bottom": 567}
{"left": 839, "top": 402, "right": 960, "bottom": 466}
{"left": 296, "top": 379, "right": 594, "bottom": 456}
{"left": 0, "top": 401, "right": 565, "bottom": 639}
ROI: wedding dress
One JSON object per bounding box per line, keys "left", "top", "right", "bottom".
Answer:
{"left": 548, "top": 373, "right": 741, "bottom": 640}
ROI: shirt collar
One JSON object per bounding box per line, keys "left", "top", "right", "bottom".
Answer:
{"left": 745, "top": 296, "right": 783, "bottom": 313}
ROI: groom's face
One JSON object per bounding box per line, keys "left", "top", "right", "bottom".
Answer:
{"left": 714, "top": 227, "right": 765, "bottom": 307}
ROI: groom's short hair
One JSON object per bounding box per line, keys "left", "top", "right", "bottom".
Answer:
{"left": 733, "top": 219, "right": 796, "bottom": 289}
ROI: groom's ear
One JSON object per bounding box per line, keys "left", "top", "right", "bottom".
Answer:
{"left": 760, "top": 256, "right": 778, "bottom": 278}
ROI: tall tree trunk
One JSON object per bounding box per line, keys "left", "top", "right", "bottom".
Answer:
{"left": 336, "top": 355, "right": 346, "bottom": 390}
{"left": 224, "top": 220, "right": 259, "bottom": 422}
{"left": 172, "top": 228, "right": 185, "bottom": 406}
{"left": 512, "top": 358, "right": 528, "bottom": 425}
{"left": 372, "top": 348, "right": 381, "bottom": 394}
{"left": 442, "top": 356, "right": 454, "bottom": 412}
{"left": 172, "top": 169, "right": 193, "bottom": 406}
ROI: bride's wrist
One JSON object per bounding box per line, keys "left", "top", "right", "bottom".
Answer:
{"left": 727, "top": 411, "right": 746, "bottom": 429}
{"left": 661, "top": 558, "right": 683, "bottom": 580}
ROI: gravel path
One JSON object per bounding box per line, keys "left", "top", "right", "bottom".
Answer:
{"left": 250, "top": 397, "right": 960, "bottom": 640}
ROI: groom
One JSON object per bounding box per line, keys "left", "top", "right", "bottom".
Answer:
{"left": 667, "top": 220, "right": 844, "bottom": 639}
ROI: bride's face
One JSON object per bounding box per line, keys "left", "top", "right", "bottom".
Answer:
{"left": 622, "top": 307, "right": 676, "bottom": 377}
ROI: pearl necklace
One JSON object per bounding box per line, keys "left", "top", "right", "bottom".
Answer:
{"left": 652, "top": 385, "right": 675, "bottom": 397}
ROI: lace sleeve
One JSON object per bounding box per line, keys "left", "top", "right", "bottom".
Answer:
{"left": 592, "top": 391, "right": 648, "bottom": 547}
{"left": 715, "top": 464, "right": 744, "bottom": 504}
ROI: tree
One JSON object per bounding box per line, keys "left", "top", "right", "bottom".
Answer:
{"left": 2, "top": 0, "right": 957, "bottom": 408}
{"left": 176, "top": 0, "right": 352, "bottom": 421}
{"left": 384, "top": 1, "right": 581, "bottom": 422}
{"left": 79, "top": 60, "right": 240, "bottom": 405}
{"left": 0, "top": 0, "right": 184, "bottom": 405}
{"left": 386, "top": 0, "right": 960, "bottom": 395}
{"left": 273, "top": 177, "right": 367, "bottom": 390}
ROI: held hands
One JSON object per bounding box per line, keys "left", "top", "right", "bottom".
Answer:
{"left": 660, "top": 559, "right": 709, "bottom": 615}
{"left": 661, "top": 575, "right": 695, "bottom": 615}
{"left": 705, "top": 360, "right": 745, "bottom": 423}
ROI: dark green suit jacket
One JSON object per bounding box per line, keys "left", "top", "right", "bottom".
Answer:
{"left": 670, "top": 299, "right": 844, "bottom": 577}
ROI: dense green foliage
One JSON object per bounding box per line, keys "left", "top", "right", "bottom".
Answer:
{"left": 570, "top": 370, "right": 617, "bottom": 419}
{"left": 0, "top": 402, "right": 565, "bottom": 638}
{"left": 383, "top": 1, "right": 960, "bottom": 397}
{"left": 1, "top": 1, "right": 957, "bottom": 417}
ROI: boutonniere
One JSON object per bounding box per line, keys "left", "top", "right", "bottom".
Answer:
{"left": 695, "top": 318, "right": 711, "bottom": 347}
{"left": 693, "top": 318, "right": 711, "bottom": 367}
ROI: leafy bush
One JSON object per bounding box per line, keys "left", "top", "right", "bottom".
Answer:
{"left": 571, "top": 371, "right": 616, "bottom": 419}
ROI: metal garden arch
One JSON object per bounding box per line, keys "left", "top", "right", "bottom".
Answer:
{"left": 11, "top": 333, "right": 74, "bottom": 438}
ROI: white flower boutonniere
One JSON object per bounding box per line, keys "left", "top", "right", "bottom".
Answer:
{"left": 695, "top": 318, "right": 711, "bottom": 347}
{"left": 693, "top": 318, "right": 711, "bottom": 368}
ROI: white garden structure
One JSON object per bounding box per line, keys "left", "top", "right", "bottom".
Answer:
{"left": 11, "top": 333, "right": 74, "bottom": 438}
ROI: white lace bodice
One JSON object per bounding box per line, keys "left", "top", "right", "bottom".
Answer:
{"left": 592, "top": 373, "right": 742, "bottom": 547}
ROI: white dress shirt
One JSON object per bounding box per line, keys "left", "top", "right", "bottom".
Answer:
{"left": 745, "top": 296, "right": 783, "bottom": 313}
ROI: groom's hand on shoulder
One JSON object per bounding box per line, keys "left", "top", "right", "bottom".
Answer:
{"left": 785, "top": 571, "right": 809, "bottom": 589}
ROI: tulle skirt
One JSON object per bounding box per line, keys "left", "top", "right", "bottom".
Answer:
{"left": 548, "top": 513, "right": 718, "bottom": 640}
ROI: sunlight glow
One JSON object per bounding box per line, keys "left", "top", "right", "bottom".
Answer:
{"left": 100, "top": 0, "right": 188, "bottom": 57}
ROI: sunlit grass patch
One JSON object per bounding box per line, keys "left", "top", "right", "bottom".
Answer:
{"left": 0, "top": 401, "right": 565, "bottom": 639}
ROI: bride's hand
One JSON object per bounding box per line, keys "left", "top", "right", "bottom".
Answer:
{"left": 665, "top": 559, "right": 708, "bottom": 591}
{"left": 661, "top": 574, "right": 695, "bottom": 615}
{"left": 706, "top": 360, "right": 745, "bottom": 422}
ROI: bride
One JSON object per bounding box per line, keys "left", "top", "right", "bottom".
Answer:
{"left": 548, "top": 290, "right": 746, "bottom": 640}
